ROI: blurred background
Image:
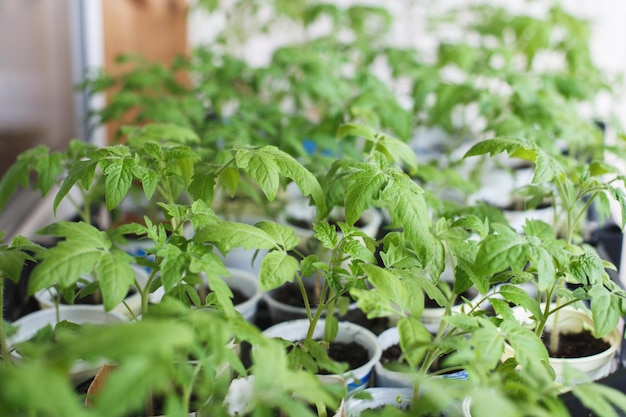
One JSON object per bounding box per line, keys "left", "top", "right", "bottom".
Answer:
{"left": 1, "top": 0, "right": 625, "bottom": 231}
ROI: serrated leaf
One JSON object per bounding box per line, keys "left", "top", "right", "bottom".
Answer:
{"left": 344, "top": 164, "right": 387, "bottom": 226}
{"left": 532, "top": 150, "right": 562, "bottom": 184}
{"left": 0, "top": 249, "right": 34, "bottom": 283}
{"left": 195, "top": 221, "right": 279, "bottom": 253}
{"left": 361, "top": 264, "right": 410, "bottom": 312}
{"left": 473, "top": 224, "right": 531, "bottom": 277}
{"left": 138, "top": 167, "right": 159, "bottom": 201}
{"left": 336, "top": 123, "right": 378, "bottom": 142}
{"left": 95, "top": 249, "right": 136, "bottom": 311}
{"left": 255, "top": 221, "right": 300, "bottom": 251}
{"left": 158, "top": 245, "right": 188, "bottom": 291}
{"left": 38, "top": 221, "right": 111, "bottom": 247}
{"left": 103, "top": 157, "right": 134, "bottom": 210}
{"left": 263, "top": 146, "right": 327, "bottom": 214}
{"left": 28, "top": 238, "right": 107, "bottom": 293}
{"left": 573, "top": 382, "right": 626, "bottom": 417}
{"left": 259, "top": 251, "right": 300, "bottom": 291}
{"left": 377, "top": 134, "right": 418, "bottom": 172}
{"left": 397, "top": 316, "right": 432, "bottom": 368}
{"left": 235, "top": 149, "right": 280, "bottom": 201}
{"left": 589, "top": 285, "right": 620, "bottom": 338}
{"left": 218, "top": 166, "right": 240, "bottom": 197}
{"left": 499, "top": 284, "right": 543, "bottom": 322}
{"left": 0, "top": 161, "right": 30, "bottom": 212}
{"left": 189, "top": 171, "right": 216, "bottom": 204}
{"left": 53, "top": 159, "right": 98, "bottom": 215}
{"left": 127, "top": 123, "right": 200, "bottom": 145}
{"left": 463, "top": 137, "right": 534, "bottom": 159}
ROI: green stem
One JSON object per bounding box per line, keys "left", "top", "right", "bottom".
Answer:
{"left": 306, "top": 281, "right": 329, "bottom": 341}
{"left": 296, "top": 272, "right": 313, "bottom": 322}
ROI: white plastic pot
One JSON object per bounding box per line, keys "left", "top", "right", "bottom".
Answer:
{"left": 225, "top": 374, "right": 346, "bottom": 417}
{"left": 227, "top": 268, "right": 262, "bottom": 322}
{"left": 340, "top": 387, "right": 414, "bottom": 417}
{"left": 8, "top": 306, "right": 126, "bottom": 384}
{"left": 34, "top": 265, "right": 150, "bottom": 319}
{"left": 507, "top": 305, "right": 622, "bottom": 385}
{"left": 262, "top": 319, "right": 382, "bottom": 393}
{"left": 375, "top": 327, "right": 468, "bottom": 388}
{"left": 544, "top": 307, "right": 621, "bottom": 384}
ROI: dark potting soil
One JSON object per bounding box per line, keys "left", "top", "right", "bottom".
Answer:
{"left": 380, "top": 343, "right": 457, "bottom": 375}
{"left": 541, "top": 330, "right": 610, "bottom": 358}
{"left": 324, "top": 340, "right": 370, "bottom": 373}
{"left": 502, "top": 198, "right": 552, "bottom": 212}
{"left": 272, "top": 281, "right": 324, "bottom": 308}
{"left": 61, "top": 288, "right": 137, "bottom": 306}
{"left": 290, "top": 340, "right": 370, "bottom": 375}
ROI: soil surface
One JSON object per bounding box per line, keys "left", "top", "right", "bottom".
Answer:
{"left": 61, "top": 288, "right": 137, "bottom": 306}
{"left": 320, "top": 340, "right": 370, "bottom": 374}
{"left": 380, "top": 343, "right": 457, "bottom": 375}
{"left": 541, "top": 330, "right": 610, "bottom": 358}
{"left": 271, "top": 280, "right": 325, "bottom": 308}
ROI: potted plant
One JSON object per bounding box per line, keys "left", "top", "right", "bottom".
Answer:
{"left": 464, "top": 136, "right": 626, "bottom": 384}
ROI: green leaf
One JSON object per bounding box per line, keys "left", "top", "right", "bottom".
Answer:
{"left": 532, "top": 150, "right": 562, "bottom": 183}
{"left": 572, "top": 383, "right": 626, "bottom": 417}
{"left": 0, "top": 246, "right": 36, "bottom": 283}
{"left": 0, "top": 361, "right": 91, "bottom": 416}
{"left": 28, "top": 241, "right": 104, "bottom": 294}
{"left": 501, "top": 319, "right": 553, "bottom": 384}
{"left": 383, "top": 171, "right": 442, "bottom": 275}
{"left": 195, "top": 221, "right": 279, "bottom": 253}
{"left": 189, "top": 171, "right": 216, "bottom": 204}
{"left": 126, "top": 123, "right": 200, "bottom": 145}
{"left": 470, "top": 319, "right": 505, "bottom": 369}
{"left": 0, "top": 161, "right": 29, "bottom": 212}
{"left": 397, "top": 316, "right": 432, "bottom": 368}
{"left": 95, "top": 249, "right": 136, "bottom": 311}
{"left": 344, "top": 164, "right": 387, "bottom": 226}
{"left": 376, "top": 134, "right": 419, "bottom": 172}
{"left": 473, "top": 224, "right": 531, "bottom": 277}
{"left": 589, "top": 285, "right": 620, "bottom": 338}
{"left": 263, "top": 146, "right": 326, "bottom": 214}
{"left": 259, "top": 251, "right": 300, "bottom": 291}
{"left": 157, "top": 244, "right": 188, "bottom": 291}
{"left": 103, "top": 157, "right": 135, "bottom": 210}
{"left": 324, "top": 315, "right": 339, "bottom": 342}
{"left": 235, "top": 148, "right": 280, "bottom": 201}
{"left": 255, "top": 221, "right": 300, "bottom": 251}
{"left": 53, "top": 159, "right": 98, "bottom": 215}
{"left": 361, "top": 264, "right": 410, "bottom": 313}
{"left": 499, "top": 284, "right": 543, "bottom": 322}
{"left": 218, "top": 166, "right": 240, "bottom": 197}
{"left": 463, "top": 137, "right": 535, "bottom": 160}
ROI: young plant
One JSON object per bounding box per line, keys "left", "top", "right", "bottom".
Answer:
{"left": 0, "top": 233, "right": 43, "bottom": 365}
{"left": 464, "top": 137, "right": 626, "bottom": 357}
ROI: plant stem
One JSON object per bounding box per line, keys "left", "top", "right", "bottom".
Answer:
{"left": 306, "top": 281, "right": 329, "bottom": 341}
{"left": 549, "top": 298, "right": 561, "bottom": 356}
